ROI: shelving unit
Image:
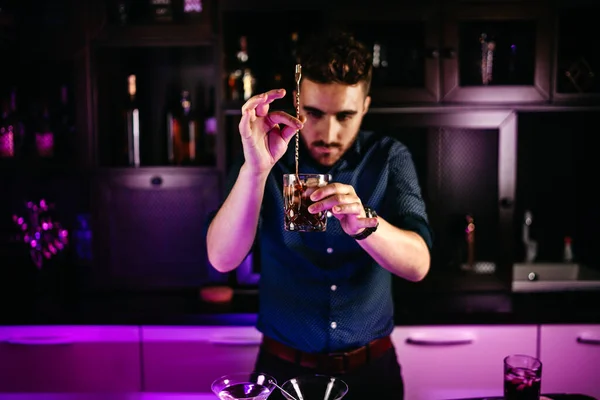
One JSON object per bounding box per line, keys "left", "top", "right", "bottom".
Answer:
{"left": 5, "top": 0, "right": 597, "bottom": 293}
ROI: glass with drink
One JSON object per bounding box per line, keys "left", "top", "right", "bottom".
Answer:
{"left": 504, "top": 354, "right": 542, "bottom": 400}
{"left": 283, "top": 173, "right": 332, "bottom": 232}
{"left": 211, "top": 372, "right": 277, "bottom": 400}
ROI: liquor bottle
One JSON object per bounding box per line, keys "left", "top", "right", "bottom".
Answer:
{"left": 34, "top": 100, "right": 54, "bottom": 158}
{"left": 0, "top": 88, "right": 25, "bottom": 159}
{"left": 54, "top": 84, "right": 75, "bottom": 162}
{"left": 169, "top": 90, "right": 199, "bottom": 165}
{"left": 149, "top": 0, "right": 173, "bottom": 22}
{"left": 182, "top": 0, "right": 203, "bottom": 19}
{"left": 0, "top": 97, "right": 13, "bottom": 158}
{"left": 111, "top": 0, "right": 131, "bottom": 25}
{"left": 203, "top": 86, "right": 216, "bottom": 165}
{"left": 125, "top": 74, "right": 141, "bottom": 167}
{"left": 227, "top": 35, "right": 255, "bottom": 102}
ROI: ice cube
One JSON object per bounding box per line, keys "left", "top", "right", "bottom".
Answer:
{"left": 305, "top": 177, "right": 319, "bottom": 187}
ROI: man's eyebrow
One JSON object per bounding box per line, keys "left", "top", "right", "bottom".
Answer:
{"left": 303, "top": 106, "right": 358, "bottom": 116}
{"left": 303, "top": 105, "right": 324, "bottom": 114}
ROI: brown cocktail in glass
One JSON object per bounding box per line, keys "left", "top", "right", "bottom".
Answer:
{"left": 283, "top": 173, "right": 331, "bottom": 232}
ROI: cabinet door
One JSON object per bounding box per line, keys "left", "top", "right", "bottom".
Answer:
{"left": 554, "top": 0, "right": 600, "bottom": 102}
{"left": 539, "top": 324, "right": 600, "bottom": 398}
{"left": 330, "top": 0, "right": 441, "bottom": 105}
{"left": 392, "top": 325, "right": 538, "bottom": 400}
{"left": 142, "top": 326, "right": 263, "bottom": 392}
{"left": 0, "top": 325, "right": 141, "bottom": 392}
{"left": 441, "top": 0, "right": 551, "bottom": 103}
{"left": 90, "top": 168, "right": 221, "bottom": 290}
{"left": 513, "top": 111, "right": 599, "bottom": 269}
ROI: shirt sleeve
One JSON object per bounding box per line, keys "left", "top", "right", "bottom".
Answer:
{"left": 385, "top": 141, "right": 434, "bottom": 252}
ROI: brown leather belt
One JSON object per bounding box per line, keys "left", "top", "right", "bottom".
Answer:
{"left": 260, "top": 335, "right": 393, "bottom": 374}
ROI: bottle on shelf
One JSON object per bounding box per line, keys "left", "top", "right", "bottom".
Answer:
{"left": 227, "top": 35, "right": 255, "bottom": 102}
{"left": 33, "top": 99, "right": 55, "bottom": 159}
{"left": 125, "top": 74, "right": 141, "bottom": 167}
{"left": 0, "top": 88, "right": 25, "bottom": 159}
{"left": 167, "top": 89, "right": 200, "bottom": 165}
{"left": 54, "top": 84, "right": 75, "bottom": 162}
{"left": 203, "top": 86, "right": 216, "bottom": 165}
{"left": 149, "top": 0, "right": 173, "bottom": 23}
{"left": 563, "top": 236, "right": 573, "bottom": 263}
{"left": 0, "top": 97, "right": 14, "bottom": 158}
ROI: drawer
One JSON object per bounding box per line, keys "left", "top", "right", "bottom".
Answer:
{"left": 142, "top": 325, "right": 262, "bottom": 392}
{"left": 0, "top": 325, "right": 141, "bottom": 392}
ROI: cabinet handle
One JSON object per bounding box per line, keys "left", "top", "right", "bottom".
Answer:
{"left": 209, "top": 336, "right": 262, "bottom": 346}
{"left": 577, "top": 333, "right": 600, "bottom": 345}
{"left": 6, "top": 335, "right": 74, "bottom": 346}
{"left": 406, "top": 333, "right": 474, "bottom": 346}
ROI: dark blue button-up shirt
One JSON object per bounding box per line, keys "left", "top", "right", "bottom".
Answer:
{"left": 206, "top": 130, "right": 432, "bottom": 353}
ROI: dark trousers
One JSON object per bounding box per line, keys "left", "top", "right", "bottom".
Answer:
{"left": 253, "top": 346, "right": 404, "bottom": 400}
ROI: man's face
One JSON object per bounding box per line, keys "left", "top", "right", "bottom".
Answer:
{"left": 296, "top": 79, "right": 371, "bottom": 167}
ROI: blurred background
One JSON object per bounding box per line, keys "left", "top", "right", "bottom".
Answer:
{"left": 1, "top": 0, "right": 599, "bottom": 319}
{"left": 0, "top": 0, "right": 599, "bottom": 396}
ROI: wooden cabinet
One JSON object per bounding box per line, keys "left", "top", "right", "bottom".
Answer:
{"left": 553, "top": 0, "right": 600, "bottom": 102}
{"left": 89, "top": 168, "right": 221, "bottom": 290}
{"left": 219, "top": 0, "right": 555, "bottom": 107}
{"left": 141, "top": 325, "right": 263, "bottom": 392}
{"left": 392, "top": 325, "right": 538, "bottom": 400}
{"left": 539, "top": 324, "right": 600, "bottom": 398}
{"left": 440, "top": 0, "right": 551, "bottom": 103}
{"left": 330, "top": 1, "right": 441, "bottom": 105}
{"left": 0, "top": 325, "right": 141, "bottom": 392}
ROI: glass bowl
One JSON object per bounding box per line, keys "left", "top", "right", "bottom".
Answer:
{"left": 211, "top": 372, "right": 277, "bottom": 400}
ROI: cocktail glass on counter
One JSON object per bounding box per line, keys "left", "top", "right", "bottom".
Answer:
{"left": 283, "top": 173, "right": 331, "bottom": 232}
{"left": 211, "top": 372, "right": 277, "bottom": 400}
{"left": 504, "top": 354, "right": 542, "bottom": 400}
{"left": 281, "top": 374, "right": 348, "bottom": 400}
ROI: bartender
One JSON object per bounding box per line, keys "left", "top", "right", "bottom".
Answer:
{"left": 205, "top": 28, "right": 433, "bottom": 399}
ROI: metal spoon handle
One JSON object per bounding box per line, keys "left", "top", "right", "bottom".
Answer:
{"left": 268, "top": 379, "right": 299, "bottom": 400}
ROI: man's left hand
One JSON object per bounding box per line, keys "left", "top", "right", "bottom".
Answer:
{"left": 307, "top": 182, "right": 378, "bottom": 236}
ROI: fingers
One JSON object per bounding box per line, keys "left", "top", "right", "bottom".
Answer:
{"left": 331, "top": 202, "right": 363, "bottom": 216}
{"left": 265, "top": 111, "right": 303, "bottom": 132}
{"left": 308, "top": 195, "right": 360, "bottom": 215}
{"left": 255, "top": 89, "right": 286, "bottom": 117}
{"left": 241, "top": 89, "right": 285, "bottom": 115}
{"left": 239, "top": 90, "right": 290, "bottom": 139}
{"left": 310, "top": 183, "right": 355, "bottom": 202}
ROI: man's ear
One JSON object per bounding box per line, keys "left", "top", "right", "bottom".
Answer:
{"left": 362, "top": 95, "right": 371, "bottom": 116}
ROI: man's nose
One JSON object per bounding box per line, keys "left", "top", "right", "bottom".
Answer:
{"left": 321, "top": 117, "right": 340, "bottom": 143}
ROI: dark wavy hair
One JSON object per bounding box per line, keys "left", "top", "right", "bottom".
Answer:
{"left": 297, "top": 29, "right": 373, "bottom": 96}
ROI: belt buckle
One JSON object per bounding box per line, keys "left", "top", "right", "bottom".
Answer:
{"left": 327, "top": 352, "right": 348, "bottom": 374}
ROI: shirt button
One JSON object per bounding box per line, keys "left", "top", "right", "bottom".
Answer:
{"left": 331, "top": 285, "right": 337, "bottom": 291}
{"left": 326, "top": 247, "right": 334, "bottom": 254}
{"left": 327, "top": 211, "right": 333, "bottom": 218}
{"left": 330, "top": 322, "right": 337, "bottom": 329}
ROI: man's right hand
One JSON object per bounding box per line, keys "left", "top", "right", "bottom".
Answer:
{"left": 238, "top": 89, "right": 304, "bottom": 176}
